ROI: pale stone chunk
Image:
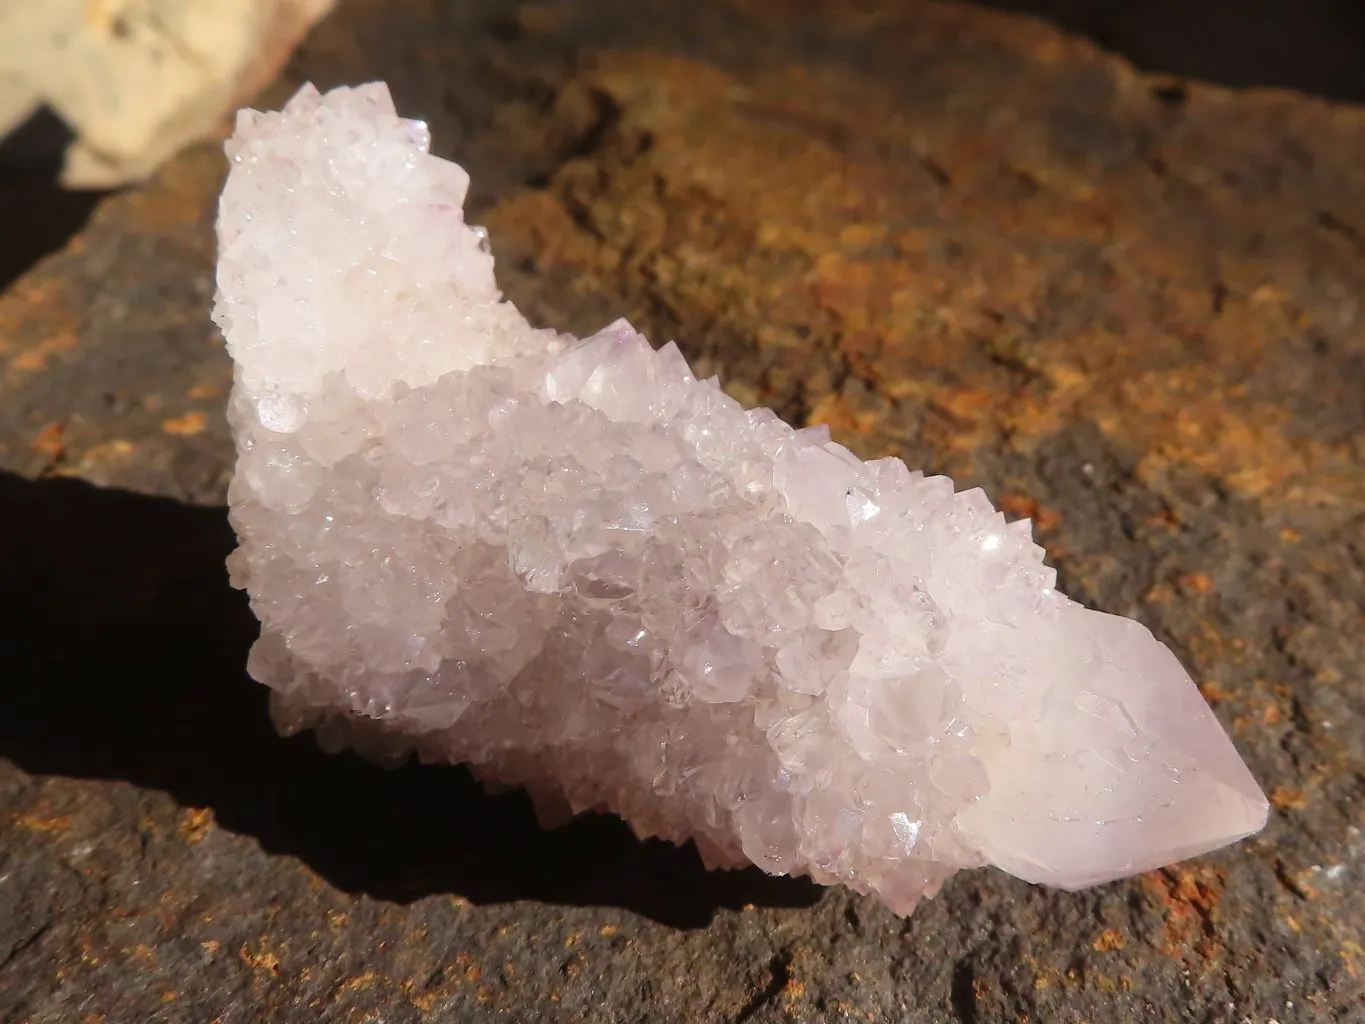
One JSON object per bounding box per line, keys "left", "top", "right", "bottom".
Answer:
{"left": 0, "top": 0, "right": 334, "bottom": 185}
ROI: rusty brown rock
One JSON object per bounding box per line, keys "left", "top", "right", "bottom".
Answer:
{"left": 1, "top": 1, "right": 1362, "bottom": 1022}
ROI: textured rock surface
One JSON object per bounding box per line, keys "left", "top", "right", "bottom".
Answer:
{"left": 1, "top": 1, "right": 1362, "bottom": 1021}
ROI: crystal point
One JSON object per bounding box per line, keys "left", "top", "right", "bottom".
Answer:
{"left": 213, "top": 83, "right": 1269, "bottom": 914}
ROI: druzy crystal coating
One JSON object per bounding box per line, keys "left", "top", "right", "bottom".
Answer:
{"left": 213, "top": 83, "right": 1269, "bottom": 914}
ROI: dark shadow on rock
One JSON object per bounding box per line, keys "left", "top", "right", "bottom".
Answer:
{"left": 0, "top": 107, "right": 110, "bottom": 290}
{"left": 0, "top": 470, "right": 818, "bottom": 928}
{"left": 973, "top": 0, "right": 1365, "bottom": 102}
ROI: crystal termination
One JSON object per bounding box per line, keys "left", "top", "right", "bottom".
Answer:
{"left": 214, "top": 83, "right": 1269, "bottom": 914}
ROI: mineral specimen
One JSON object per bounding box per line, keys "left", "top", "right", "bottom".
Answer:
{"left": 213, "top": 82, "right": 1270, "bottom": 914}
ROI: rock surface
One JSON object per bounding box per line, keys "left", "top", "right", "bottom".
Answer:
{"left": 1, "top": 1, "right": 1362, "bottom": 1021}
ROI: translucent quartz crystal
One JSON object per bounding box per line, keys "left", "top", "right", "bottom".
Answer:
{"left": 213, "top": 83, "right": 1270, "bottom": 914}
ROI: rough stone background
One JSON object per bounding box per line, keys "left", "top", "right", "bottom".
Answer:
{"left": 2, "top": 1, "right": 1363, "bottom": 1021}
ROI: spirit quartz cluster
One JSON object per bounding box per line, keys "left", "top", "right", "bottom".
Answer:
{"left": 214, "top": 83, "right": 1269, "bottom": 914}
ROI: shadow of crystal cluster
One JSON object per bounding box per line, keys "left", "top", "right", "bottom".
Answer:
{"left": 213, "top": 82, "right": 1269, "bottom": 915}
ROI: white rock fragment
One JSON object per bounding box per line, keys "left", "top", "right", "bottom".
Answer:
{"left": 213, "top": 83, "right": 1270, "bottom": 915}
{"left": 0, "top": 0, "right": 334, "bottom": 186}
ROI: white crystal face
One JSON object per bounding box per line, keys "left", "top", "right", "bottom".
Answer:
{"left": 213, "top": 82, "right": 1270, "bottom": 915}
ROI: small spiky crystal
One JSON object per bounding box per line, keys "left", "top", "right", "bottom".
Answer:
{"left": 213, "top": 83, "right": 1268, "bottom": 914}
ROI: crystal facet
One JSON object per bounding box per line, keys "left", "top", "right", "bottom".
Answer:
{"left": 213, "top": 83, "right": 1270, "bottom": 914}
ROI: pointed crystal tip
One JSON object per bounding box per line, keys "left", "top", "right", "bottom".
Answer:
{"left": 956, "top": 607, "right": 1269, "bottom": 888}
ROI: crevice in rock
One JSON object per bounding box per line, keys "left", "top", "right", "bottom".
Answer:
{"left": 948, "top": 959, "right": 980, "bottom": 1024}
{"left": 734, "top": 950, "right": 792, "bottom": 1023}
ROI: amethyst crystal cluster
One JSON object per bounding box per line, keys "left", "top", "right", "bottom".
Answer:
{"left": 213, "top": 83, "right": 1268, "bottom": 914}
